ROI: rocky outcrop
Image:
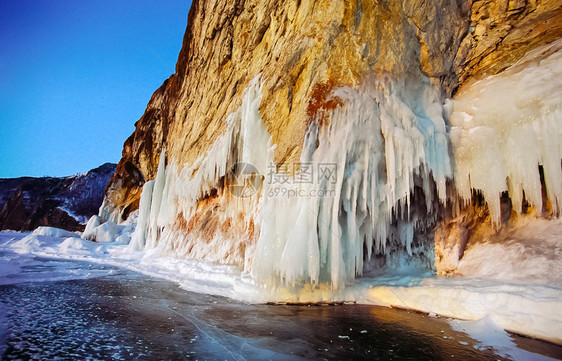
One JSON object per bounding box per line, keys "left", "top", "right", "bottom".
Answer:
{"left": 101, "top": 0, "right": 561, "bottom": 283}
{"left": 0, "top": 163, "right": 115, "bottom": 232}
{"left": 454, "top": 0, "right": 562, "bottom": 90}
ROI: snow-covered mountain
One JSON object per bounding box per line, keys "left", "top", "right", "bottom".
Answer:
{"left": 0, "top": 163, "right": 115, "bottom": 232}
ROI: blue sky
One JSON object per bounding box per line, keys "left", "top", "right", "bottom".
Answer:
{"left": 0, "top": 0, "right": 191, "bottom": 177}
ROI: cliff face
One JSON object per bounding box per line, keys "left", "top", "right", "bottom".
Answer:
{"left": 102, "top": 0, "right": 562, "bottom": 223}
{"left": 0, "top": 163, "right": 115, "bottom": 232}
{"left": 101, "top": 0, "right": 561, "bottom": 285}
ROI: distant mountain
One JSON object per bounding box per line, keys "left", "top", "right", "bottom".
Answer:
{"left": 0, "top": 163, "right": 115, "bottom": 232}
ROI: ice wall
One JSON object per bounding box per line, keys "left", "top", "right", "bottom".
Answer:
{"left": 130, "top": 74, "right": 454, "bottom": 289}
{"left": 449, "top": 40, "right": 562, "bottom": 224}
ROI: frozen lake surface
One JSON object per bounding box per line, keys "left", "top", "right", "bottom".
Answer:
{"left": 1, "top": 247, "right": 561, "bottom": 360}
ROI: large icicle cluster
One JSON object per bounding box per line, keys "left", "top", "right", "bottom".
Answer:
{"left": 449, "top": 40, "right": 562, "bottom": 224}
{"left": 253, "top": 75, "right": 452, "bottom": 288}
{"left": 129, "top": 76, "right": 272, "bottom": 266}
{"left": 130, "top": 74, "right": 453, "bottom": 289}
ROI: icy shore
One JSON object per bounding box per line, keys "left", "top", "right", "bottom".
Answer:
{"left": 1, "top": 222, "right": 560, "bottom": 347}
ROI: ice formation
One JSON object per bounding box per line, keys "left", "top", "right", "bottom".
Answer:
{"left": 83, "top": 215, "right": 134, "bottom": 244}
{"left": 129, "top": 180, "right": 155, "bottom": 250}
{"left": 253, "top": 75, "right": 451, "bottom": 288}
{"left": 449, "top": 40, "right": 562, "bottom": 224}
{"left": 129, "top": 73, "right": 452, "bottom": 288}
{"left": 128, "top": 76, "right": 272, "bottom": 267}
{"left": 83, "top": 215, "right": 102, "bottom": 236}
{"left": 88, "top": 221, "right": 120, "bottom": 243}
{"left": 437, "top": 217, "right": 562, "bottom": 284}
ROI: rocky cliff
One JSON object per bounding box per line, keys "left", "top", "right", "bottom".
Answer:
{"left": 101, "top": 0, "right": 562, "bottom": 286}
{"left": 0, "top": 163, "right": 115, "bottom": 232}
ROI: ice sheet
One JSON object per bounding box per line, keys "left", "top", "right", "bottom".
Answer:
{"left": 2, "top": 224, "right": 561, "bottom": 345}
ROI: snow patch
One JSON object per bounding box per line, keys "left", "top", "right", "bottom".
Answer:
{"left": 31, "top": 227, "right": 77, "bottom": 239}
{"left": 59, "top": 237, "right": 98, "bottom": 253}
{"left": 453, "top": 218, "right": 562, "bottom": 284}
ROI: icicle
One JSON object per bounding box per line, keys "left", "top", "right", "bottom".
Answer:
{"left": 252, "top": 75, "right": 452, "bottom": 289}
{"left": 449, "top": 39, "right": 562, "bottom": 223}
{"left": 129, "top": 180, "right": 155, "bottom": 251}
{"left": 146, "top": 149, "right": 167, "bottom": 248}
{"left": 129, "top": 75, "right": 273, "bottom": 269}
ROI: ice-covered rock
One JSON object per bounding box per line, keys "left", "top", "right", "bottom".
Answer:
{"left": 92, "top": 221, "right": 121, "bottom": 243}
{"left": 59, "top": 237, "right": 97, "bottom": 252}
{"left": 83, "top": 220, "right": 133, "bottom": 244}
{"left": 83, "top": 215, "right": 103, "bottom": 237}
